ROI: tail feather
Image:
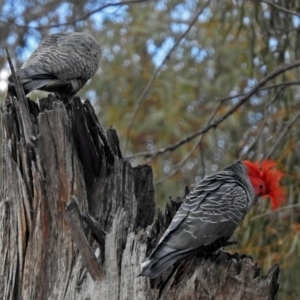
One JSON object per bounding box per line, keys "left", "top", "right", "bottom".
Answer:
{"left": 140, "top": 246, "right": 191, "bottom": 278}
{"left": 23, "top": 79, "right": 51, "bottom": 94}
{"left": 8, "top": 79, "right": 51, "bottom": 96}
{"left": 8, "top": 67, "right": 54, "bottom": 81}
{"left": 8, "top": 66, "right": 55, "bottom": 96}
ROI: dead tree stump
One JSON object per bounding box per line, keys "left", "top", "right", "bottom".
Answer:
{"left": 0, "top": 95, "right": 279, "bottom": 299}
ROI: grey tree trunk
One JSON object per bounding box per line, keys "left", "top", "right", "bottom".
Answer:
{"left": 0, "top": 95, "right": 279, "bottom": 300}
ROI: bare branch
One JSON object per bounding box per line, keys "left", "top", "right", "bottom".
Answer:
{"left": 239, "top": 119, "right": 267, "bottom": 160}
{"left": 154, "top": 136, "right": 203, "bottom": 185}
{"left": 239, "top": 86, "right": 284, "bottom": 159}
{"left": 124, "top": 0, "right": 212, "bottom": 150}
{"left": 217, "top": 81, "right": 300, "bottom": 103}
{"left": 262, "top": 81, "right": 300, "bottom": 92}
{"left": 154, "top": 102, "right": 222, "bottom": 184}
{"left": 250, "top": 203, "right": 300, "bottom": 221}
{"left": 247, "top": 0, "right": 300, "bottom": 18}
{"left": 264, "top": 110, "right": 300, "bottom": 159}
{"left": 0, "top": 0, "right": 151, "bottom": 29}
{"left": 126, "top": 60, "right": 300, "bottom": 160}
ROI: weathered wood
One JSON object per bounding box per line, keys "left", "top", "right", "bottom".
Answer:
{"left": 82, "top": 211, "right": 107, "bottom": 264}
{"left": 65, "top": 197, "right": 103, "bottom": 281}
{"left": 0, "top": 94, "right": 279, "bottom": 299}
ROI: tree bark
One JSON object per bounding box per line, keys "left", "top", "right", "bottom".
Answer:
{"left": 0, "top": 95, "right": 279, "bottom": 300}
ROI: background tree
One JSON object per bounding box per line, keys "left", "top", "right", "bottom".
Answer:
{"left": 1, "top": 0, "right": 300, "bottom": 298}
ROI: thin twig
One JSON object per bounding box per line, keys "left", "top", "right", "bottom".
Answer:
{"left": 262, "top": 81, "right": 300, "bottom": 92}
{"left": 239, "top": 86, "right": 284, "bottom": 159}
{"left": 6, "top": 47, "right": 34, "bottom": 143}
{"left": 200, "top": 139, "right": 206, "bottom": 178}
{"left": 124, "top": 0, "right": 212, "bottom": 150}
{"left": 126, "top": 60, "right": 300, "bottom": 160}
{"left": 155, "top": 136, "right": 202, "bottom": 185}
{"left": 248, "top": 0, "right": 300, "bottom": 18}
{"left": 239, "top": 119, "right": 267, "bottom": 160}
{"left": 216, "top": 81, "right": 300, "bottom": 103}
{"left": 264, "top": 110, "right": 300, "bottom": 159}
{"left": 154, "top": 102, "right": 222, "bottom": 184}
{"left": 6, "top": 47, "right": 28, "bottom": 110}
{"left": 0, "top": 0, "right": 151, "bottom": 30}
{"left": 266, "top": 86, "right": 285, "bottom": 107}
{"left": 250, "top": 203, "right": 300, "bottom": 221}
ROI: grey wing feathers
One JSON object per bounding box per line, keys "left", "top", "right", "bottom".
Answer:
{"left": 141, "top": 246, "right": 189, "bottom": 278}
{"left": 21, "top": 33, "right": 100, "bottom": 80}
{"left": 8, "top": 32, "right": 101, "bottom": 96}
{"left": 140, "top": 172, "right": 249, "bottom": 278}
{"left": 162, "top": 182, "right": 247, "bottom": 249}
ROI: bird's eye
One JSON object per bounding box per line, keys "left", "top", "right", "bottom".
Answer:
{"left": 260, "top": 184, "right": 263, "bottom": 189}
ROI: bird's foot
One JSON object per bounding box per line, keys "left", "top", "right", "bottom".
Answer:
{"left": 224, "top": 239, "right": 240, "bottom": 247}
